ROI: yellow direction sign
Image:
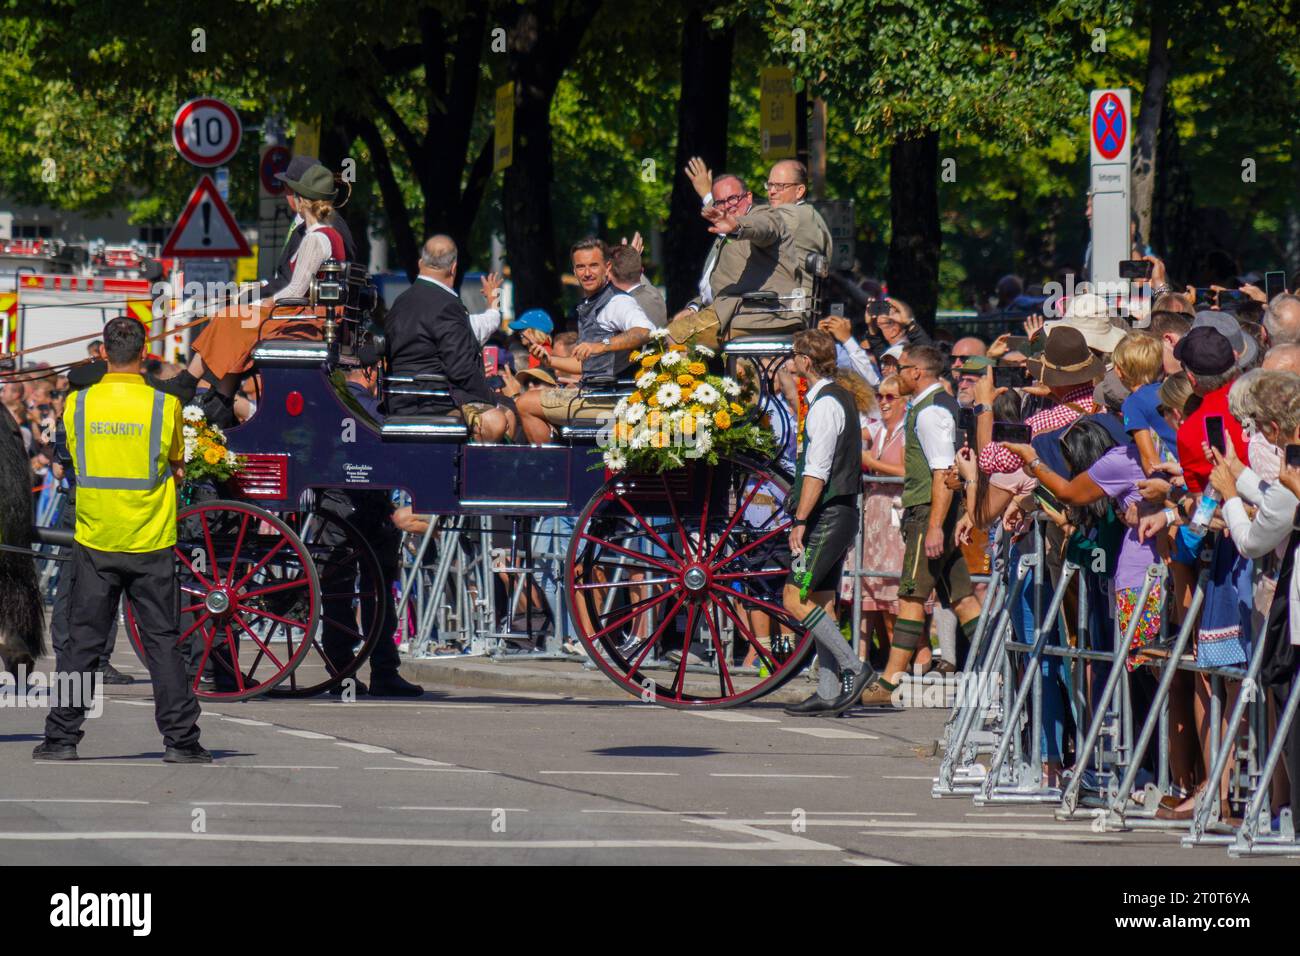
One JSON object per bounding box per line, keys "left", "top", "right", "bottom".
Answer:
{"left": 495, "top": 83, "right": 515, "bottom": 172}
{"left": 760, "top": 67, "right": 796, "bottom": 160}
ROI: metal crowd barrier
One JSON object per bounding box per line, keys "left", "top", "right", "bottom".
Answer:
{"left": 932, "top": 511, "right": 1300, "bottom": 858}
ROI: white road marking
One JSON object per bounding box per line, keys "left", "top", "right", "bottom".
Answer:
{"left": 781, "top": 727, "right": 879, "bottom": 740}
{"left": 966, "top": 812, "right": 1057, "bottom": 818}
{"left": 846, "top": 857, "right": 903, "bottom": 866}
{"left": 688, "top": 712, "right": 780, "bottom": 723}
{"left": 858, "top": 828, "right": 1121, "bottom": 843}
{"left": 277, "top": 729, "right": 335, "bottom": 740}
{"left": 193, "top": 801, "right": 342, "bottom": 809}
{"left": 580, "top": 809, "right": 728, "bottom": 816}
{"left": 0, "top": 798, "right": 149, "bottom": 805}
{"left": 307, "top": 702, "right": 496, "bottom": 710}
{"left": 763, "top": 810, "right": 916, "bottom": 817}
{"left": 394, "top": 757, "right": 452, "bottom": 767}
{"left": 382, "top": 806, "right": 531, "bottom": 813}
{"left": 711, "top": 773, "right": 849, "bottom": 779}
{"left": 334, "top": 742, "right": 395, "bottom": 754}
{"left": 539, "top": 771, "right": 680, "bottom": 777}
{"left": 740, "top": 818, "right": 1101, "bottom": 833}
{"left": 220, "top": 717, "right": 272, "bottom": 727}
{"left": 109, "top": 700, "right": 154, "bottom": 708}
{"left": 204, "top": 765, "right": 339, "bottom": 770}
{"left": 363, "top": 766, "right": 499, "bottom": 774}
{"left": 34, "top": 762, "right": 171, "bottom": 768}
{"left": 0, "top": 823, "right": 842, "bottom": 853}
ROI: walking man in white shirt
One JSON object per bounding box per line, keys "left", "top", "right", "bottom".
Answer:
{"left": 782, "top": 329, "right": 876, "bottom": 717}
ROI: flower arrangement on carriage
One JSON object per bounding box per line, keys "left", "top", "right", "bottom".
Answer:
{"left": 181, "top": 404, "right": 246, "bottom": 484}
{"left": 600, "top": 328, "right": 774, "bottom": 473}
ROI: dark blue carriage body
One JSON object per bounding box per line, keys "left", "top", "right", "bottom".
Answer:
{"left": 223, "top": 341, "right": 605, "bottom": 515}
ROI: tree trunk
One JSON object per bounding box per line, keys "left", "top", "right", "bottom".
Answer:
{"left": 503, "top": 0, "right": 601, "bottom": 323}
{"left": 664, "top": 5, "right": 734, "bottom": 314}
{"left": 886, "top": 131, "right": 941, "bottom": 328}
{"left": 1131, "top": 4, "right": 1171, "bottom": 249}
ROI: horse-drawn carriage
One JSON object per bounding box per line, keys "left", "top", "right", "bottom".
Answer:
{"left": 117, "top": 259, "right": 826, "bottom": 708}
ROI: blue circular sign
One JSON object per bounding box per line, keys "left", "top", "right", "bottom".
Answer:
{"left": 260, "top": 145, "right": 291, "bottom": 196}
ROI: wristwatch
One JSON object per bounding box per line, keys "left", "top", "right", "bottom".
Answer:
{"left": 972, "top": 403, "right": 991, "bottom": 416}
{"left": 1027, "top": 458, "right": 1043, "bottom": 473}
{"left": 791, "top": 517, "right": 808, "bottom": 527}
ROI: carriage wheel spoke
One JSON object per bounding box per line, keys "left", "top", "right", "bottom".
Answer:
{"left": 584, "top": 587, "right": 677, "bottom": 644}
{"left": 703, "top": 602, "right": 734, "bottom": 698}
{"left": 229, "top": 535, "right": 291, "bottom": 592}
{"left": 712, "top": 568, "right": 787, "bottom": 581}
{"left": 241, "top": 578, "right": 310, "bottom": 600}
{"left": 709, "top": 591, "right": 779, "bottom": 674}
{"left": 708, "top": 583, "right": 799, "bottom": 629}
{"left": 671, "top": 603, "right": 698, "bottom": 700}
{"left": 199, "top": 511, "right": 222, "bottom": 584}
{"left": 627, "top": 593, "right": 687, "bottom": 678}
{"left": 232, "top": 612, "right": 285, "bottom": 670}
{"left": 578, "top": 532, "right": 678, "bottom": 576}
{"left": 615, "top": 496, "right": 684, "bottom": 566}
{"left": 175, "top": 546, "right": 213, "bottom": 591}
{"left": 575, "top": 576, "right": 674, "bottom": 591}
{"left": 191, "top": 634, "right": 215, "bottom": 694}
{"left": 179, "top": 612, "right": 211, "bottom": 645}
{"left": 181, "top": 602, "right": 207, "bottom": 615}
{"left": 709, "top": 518, "right": 791, "bottom": 573}
{"left": 225, "top": 512, "right": 251, "bottom": 586}
{"left": 662, "top": 474, "right": 696, "bottom": 559}
{"left": 704, "top": 474, "right": 766, "bottom": 565}
{"left": 236, "top": 603, "right": 308, "bottom": 632}
{"left": 223, "top": 624, "right": 246, "bottom": 692}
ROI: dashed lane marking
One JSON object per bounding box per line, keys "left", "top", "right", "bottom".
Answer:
{"left": 711, "top": 773, "right": 849, "bottom": 779}
{"left": 763, "top": 810, "right": 916, "bottom": 817}
{"left": 307, "top": 702, "right": 496, "bottom": 709}
{"left": 335, "top": 742, "right": 395, "bottom": 754}
{"left": 688, "top": 712, "right": 780, "bottom": 723}
{"left": 277, "top": 729, "right": 335, "bottom": 740}
{"left": 363, "top": 766, "right": 499, "bottom": 774}
{"left": 382, "top": 806, "right": 531, "bottom": 813}
{"left": 539, "top": 771, "right": 680, "bottom": 777}
{"left": 219, "top": 717, "right": 272, "bottom": 727}
{"left": 780, "top": 727, "right": 879, "bottom": 740}
{"left": 581, "top": 809, "right": 728, "bottom": 815}
{"left": 193, "top": 801, "right": 342, "bottom": 809}
{"left": 394, "top": 757, "right": 453, "bottom": 767}
{"left": 0, "top": 798, "right": 149, "bottom": 805}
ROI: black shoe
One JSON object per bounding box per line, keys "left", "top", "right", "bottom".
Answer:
{"left": 368, "top": 672, "right": 424, "bottom": 698}
{"left": 99, "top": 663, "right": 133, "bottom": 685}
{"left": 163, "top": 744, "right": 213, "bottom": 764}
{"left": 822, "top": 662, "right": 878, "bottom": 718}
{"left": 32, "top": 741, "right": 78, "bottom": 761}
{"left": 784, "top": 692, "right": 839, "bottom": 716}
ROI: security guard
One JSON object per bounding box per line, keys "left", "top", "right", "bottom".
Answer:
{"left": 34, "top": 316, "right": 208, "bottom": 763}
{"left": 781, "top": 328, "right": 875, "bottom": 718}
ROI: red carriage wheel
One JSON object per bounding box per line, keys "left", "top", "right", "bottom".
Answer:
{"left": 270, "top": 507, "right": 385, "bottom": 697}
{"left": 126, "top": 500, "right": 320, "bottom": 701}
{"left": 566, "top": 456, "right": 813, "bottom": 708}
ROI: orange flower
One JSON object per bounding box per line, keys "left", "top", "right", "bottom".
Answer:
{"left": 641, "top": 354, "right": 659, "bottom": 368}
{"left": 687, "top": 362, "right": 706, "bottom": 376}
{"left": 713, "top": 410, "right": 731, "bottom": 430}
{"left": 729, "top": 402, "right": 744, "bottom": 416}
{"left": 669, "top": 344, "right": 687, "bottom": 352}
{"left": 677, "top": 374, "right": 695, "bottom": 387}
{"left": 629, "top": 391, "right": 643, "bottom": 404}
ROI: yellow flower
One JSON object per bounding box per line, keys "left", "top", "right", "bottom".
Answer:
{"left": 657, "top": 373, "right": 671, "bottom": 384}
{"left": 202, "top": 447, "right": 223, "bottom": 465}
{"left": 687, "top": 362, "right": 706, "bottom": 376}
{"left": 641, "top": 354, "right": 659, "bottom": 368}
{"left": 713, "top": 410, "right": 732, "bottom": 430}
{"left": 676, "top": 374, "right": 695, "bottom": 387}
{"left": 688, "top": 404, "right": 704, "bottom": 417}
{"left": 630, "top": 351, "right": 642, "bottom": 362}
{"left": 647, "top": 410, "right": 663, "bottom": 430}
{"left": 680, "top": 415, "right": 697, "bottom": 435}
{"left": 669, "top": 344, "right": 687, "bottom": 352}
{"left": 681, "top": 387, "right": 694, "bottom": 403}
{"left": 729, "top": 402, "right": 744, "bottom": 416}
{"left": 648, "top": 394, "right": 659, "bottom": 407}
{"left": 650, "top": 431, "right": 669, "bottom": 448}
{"left": 629, "top": 391, "right": 643, "bottom": 404}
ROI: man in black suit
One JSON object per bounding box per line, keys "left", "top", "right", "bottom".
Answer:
{"left": 263, "top": 156, "right": 359, "bottom": 297}
{"left": 383, "top": 235, "right": 515, "bottom": 442}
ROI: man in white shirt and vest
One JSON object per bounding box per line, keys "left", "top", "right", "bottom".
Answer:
{"left": 861, "top": 344, "right": 983, "bottom": 706}
{"left": 35, "top": 317, "right": 207, "bottom": 763}
{"left": 782, "top": 329, "right": 876, "bottom": 717}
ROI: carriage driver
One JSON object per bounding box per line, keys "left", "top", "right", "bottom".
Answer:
{"left": 781, "top": 329, "right": 876, "bottom": 718}
{"left": 514, "top": 238, "right": 654, "bottom": 444}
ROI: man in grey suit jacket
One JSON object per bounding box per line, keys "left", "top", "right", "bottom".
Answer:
{"left": 673, "top": 160, "right": 831, "bottom": 338}
{"left": 609, "top": 243, "right": 667, "bottom": 327}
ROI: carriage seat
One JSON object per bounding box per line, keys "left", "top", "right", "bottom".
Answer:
{"left": 720, "top": 333, "right": 795, "bottom": 358}
{"left": 549, "top": 374, "right": 635, "bottom": 444}
{"left": 380, "top": 415, "right": 468, "bottom": 441}
{"left": 383, "top": 372, "right": 452, "bottom": 403}
{"left": 250, "top": 339, "right": 331, "bottom": 366}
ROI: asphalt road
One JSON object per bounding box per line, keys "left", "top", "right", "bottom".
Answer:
{"left": 0, "top": 649, "right": 1291, "bottom": 866}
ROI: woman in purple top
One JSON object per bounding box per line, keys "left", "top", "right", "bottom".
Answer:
{"left": 1003, "top": 420, "right": 1162, "bottom": 667}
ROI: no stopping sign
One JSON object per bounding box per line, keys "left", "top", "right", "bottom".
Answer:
{"left": 173, "top": 98, "right": 242, "bottom": 167}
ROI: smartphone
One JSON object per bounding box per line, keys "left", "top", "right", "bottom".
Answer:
{"left": 992, "top": 421, "right": 1032, "bottom": 444}
{"left": 994, "top": 366, "right": 1029, "bottom": 389}
{"left": 482, "top": 348, "right": 499, "bottom": 377}
{"left": 1194, "top": 287, "right": 1216, "bottom": 306}
{"left": 1119, "top": 259, "right": 1153, "bottom": 280}
{"left": 1217, "top": 290, "right": 1246, "bottom": 306}
{"left": 1287, "top": 444, "right": 1300, "bottom": 469}
{"left": 957, "top": 407, "right": 976, "bottom": 436}
{"left": 1003, "top": 336, "right": 1031, "bottom": 354}
{"left": 1205, "top": 415, "right": 1227, "bottom": 455}
{"left": 867, "top": 299, "right": 891, "bottom": 317}
{"left": 1266, "top": 271, "right": 1287, "bottom": 302}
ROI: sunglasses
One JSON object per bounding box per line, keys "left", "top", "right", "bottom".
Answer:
{"left": 878, "top": 393, "right": 900, "bottom": 401}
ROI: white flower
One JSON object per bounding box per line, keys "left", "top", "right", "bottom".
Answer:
{"left": 659, "top": 350, "right": 683, "bottom": 368}
{"left": 624, "top": 402, "right": 645, "bottom": 425}
{"left": 636, "top": 370, "right": 658, "bottom": 390}
{"left": 649, "top": 327, "right": 671, "bottom": 341}
{"left": 225, "top": 450, "right": 238, "bottom": 467}
{"left": 183, "top": 438, "right": 197, "bottom": 463}
{"left": 603, "top": 448, "right": 627, "bottom": 472}
{"left": 629, "top": 428, "right": 650, "bottom": 449}
{"left": 668, "top": 408, "right": 686, "bottom": 424}
{"left": 693, "top": 383, "right": 720, "bottom": 405}
{"left": 182, "top": 424, "right": 197, "bottom": 439}
{"left": 207, "top": 423, "right": 225, "bottom": 443}
{"left": 720, "top": 377, "right": 741, "bottom": 397}
{"left": 612, "top": 397, "right": 628, "bottom": 418}
{"left": 182, "top": 405, "right": 204, "bottom": 423}
{"left": 693, "top": 344, "right": 716, "bottom": 358}
{"left": 694, "top": 428, "right": 713, "bottom": 454}
{"left": 655, "top": 383, "right": 682, "bottom": 408}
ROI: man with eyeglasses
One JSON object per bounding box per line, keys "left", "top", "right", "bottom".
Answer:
{"left": 672, "top": 158, "right": 831, "bottom": 339}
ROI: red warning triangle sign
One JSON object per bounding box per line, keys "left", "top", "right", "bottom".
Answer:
{"left": 162, "top": 175, "right": 252, "bottom": 258}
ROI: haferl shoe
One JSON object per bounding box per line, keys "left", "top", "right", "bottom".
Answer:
{"left": 859, "top": 680, "right": 899, "bottom": 708}
{"left": 32, "top": 741, "right": 78, "bottom": 761}
{"left": 784, "top": 692, "right": 839, "bottom": 716}
{"left": 369, "top": 672, "right": 424, "bottom": 698}
{"left": 163, "top": 744, "right": 213, "bottom": 764}
{"left": 99, "top": 663, "right": 133, "bottom": 685}
{"left": 822, "top": 662, "right": 879, "bottom": 718}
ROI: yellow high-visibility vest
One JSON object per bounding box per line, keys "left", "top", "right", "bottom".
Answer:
{"left": 64, "top": 373, "right": 184, "bottom": 553}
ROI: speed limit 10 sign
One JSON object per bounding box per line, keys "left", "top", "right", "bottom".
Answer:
{"left": 172, "top": 98, "right": 242, "bottom": 167}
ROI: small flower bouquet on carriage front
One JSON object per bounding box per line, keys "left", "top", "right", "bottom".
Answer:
{"left": 181, "top": 404, "right": 246, "bottom": 486}
{"left": 600, "top": 328, "right": 773, "bottom": 473}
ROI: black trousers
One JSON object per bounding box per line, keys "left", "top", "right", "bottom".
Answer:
{"left": 317, "top": 490, "right": 400, "bottom": 675}
{"left": 49, "top": 497, "right": 117, "bottom": 666}
{"left": 45, "top": 543, "right": 202, "bottom": 750}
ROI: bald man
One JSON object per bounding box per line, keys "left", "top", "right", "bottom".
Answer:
{"left": 1264, "top": 293, "right": 1300, "bottom": 347}
{"left": 384, "top": 235, "right": 515, "bottom": 442}
{"left": 1263, "top": 343, "right": 1300, "bottom": 374}
{"left": 948, "top": 336, "right": 986, "bottom": 384}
